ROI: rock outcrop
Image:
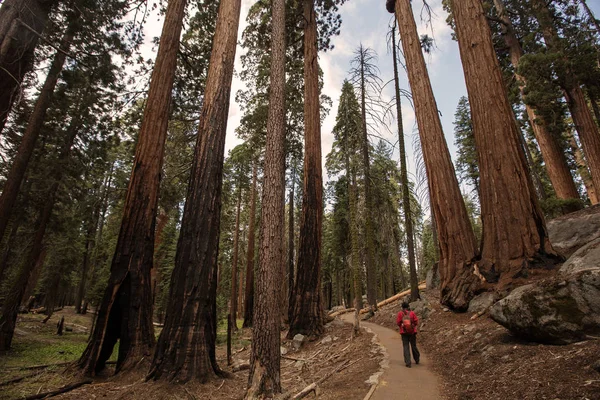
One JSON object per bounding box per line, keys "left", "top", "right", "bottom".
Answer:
{"left": 559, "top": 238, "right": 600, "bottom": 275}
{"left": 467, "top": 292, "right": 497, "bottom": 314}
{"left": 490, "top": 269, "right": 600, "bottom": 344}
{"left": 547, "top": 206, "right": 600, "bottom": 257}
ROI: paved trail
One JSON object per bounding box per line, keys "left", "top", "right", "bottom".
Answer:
{"left": 341, "top": 314, "right": 442, "bottom": 400}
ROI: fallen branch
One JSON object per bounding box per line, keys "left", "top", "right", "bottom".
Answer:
{"left": 9, "top": 361, "right": 72, "bottom": 370}
{"left": 24, "top": 380, "right": 92, "bottom": 400}
{"left": 282, "top": 357, "right": 365, "bottom": 400}
{"left": 282, "top": 355, "right": 306, "bottom": 362}
{"left": 363, "top": 383, "right": 378, "bottom": 400}
{"left": 0, "top": 371, "right": 43, "bottom": 386}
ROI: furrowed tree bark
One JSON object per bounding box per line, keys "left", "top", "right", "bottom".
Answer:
{"left": 0, "top": 13, "right": 77, "bottom": 247}
{"left": 393, "top": 0, "right": 478, "bottom": 310}
{"left": 230, "top": 184, "right": 242, "bottom": 331}
{"left": 78, "top": 0, "right": 187, "bottom": 375}
{"left": 0, "top": 100, "right": 80, "bottom": 350}
{"left": 242, "top": 163, "right": 257, "bottom": 328}
{"left": 147, "top": 0, "right": 240, "bottom": 383}
{"left": 493, "top": 0, "right": 579, "bottom": 201}
{"left": 246, "top": 0, "right": 285, "bottom": 396}
{"left": 450, "top": 0, "right": 560, "bottom": 292}
{"left": 287, "top": 163, "right": 296, "bottom": 324}
{"left": 0, "top": 0, "right": 57, "bottom": 134}
{"left": 357, "top": 46, "right": 377, "bottom": 311}
{"left": 288, "top": 0, "right": 324, "bottom": 339}
{"left": 568, "top": 132, "right": 598, "bottom": 204}
{"left": 391, "top": 23, "right": 418, "bottom": 301}
{"left": 530, "top": 0, "right": 600, "bottom": 196}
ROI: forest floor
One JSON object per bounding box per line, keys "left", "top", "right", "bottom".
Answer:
{"left": 0, "top": 308, "right": 382, "bottom": 400}
{"left": 369, "top": 286, "right": 600, "bottom": 400}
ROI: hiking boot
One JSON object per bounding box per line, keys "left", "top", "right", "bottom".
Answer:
{"left": 406, "top": 364, "right": 411, "bottom": 368}
{"left": 415, "top": 360, "right": 419, "bottom": 365}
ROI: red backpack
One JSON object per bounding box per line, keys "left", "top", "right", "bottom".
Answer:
{"left": 402, "top": 311, "right": 415, "bottom": 334}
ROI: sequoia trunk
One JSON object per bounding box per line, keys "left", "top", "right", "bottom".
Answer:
{"left": 287, "top": 0, "right": 324, "bottom": 339}
{"left": 147, "top": 0, "right": 240, "bottom": 382}
{"left": 493, "top": 0, "right": 579, "bottom": 201}
{"left": 78, "top": 0, "right": 187, "bottom": 375}
{"left": 246, "top": 0, "right": 286, "bottom": 394}
{"left": 451, "top": 0, "right": 560, "bottom": 291}
{"left": 394, "top": 0, "right": 478, "bottom": 310}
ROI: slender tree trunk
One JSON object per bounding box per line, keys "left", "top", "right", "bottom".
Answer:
{"left": 0, "top": 102, "right": 80, "bottom": 350}
{"left": 493, "top": 0, "right": 579, "bottom": 201}
{"left": 568, "top": 132, "right": 598, "bottom": 204}
{"left": 230, "top": 185, "right": 242, "bottom": 330}
{"left": 79, "top": 0, "right": 187, "bottom": 375}
{"left": 21, "top": 248, "right": 46, "bottom": 310}
{"left": 288, "top": 0, "right": 324, "bottom": 339}
{"left": 451, "top": 0, "right": 560, "bottom": 292}
{"left": 391, "top": 23, "right": 419, "bottom": 301}
{"left": 581, "top": 0, "right": 600, "bottom": 34}
{"left": 246, "top": 0, "right": 285, "bottom": 395}
{"left": 151, "top": 208, "right": 169, "bottom": 302}
{"left": 357, "top": 46, "right": 377, "bottom": 311}
{"left": 75, "top": 206, "right": 100, "bottom": 314}
{"left": 147, "top": 0, "right": 240, "bottom": 383}
{"left": 286, "top": 163, "right": 295, "bottom": 324}
{"left": 519, "top": 126, "right": 548, "bottom": 201}
{"left": 394, "top": 0, "right": 478, "bottom": 309}
{"left": 349, "top": 168, "right": 362, "bottom": 334}
{"left": 242, "top": 164, "right": 258, "bottom": 328}
{"left": 0, "top": 14, "right": 78, "bottom": 247}
{"left": 0, "top": 0, "right": 57, "bottom": 134}
{"left": 530, "top": 0, "right": 600, "bottom": 196}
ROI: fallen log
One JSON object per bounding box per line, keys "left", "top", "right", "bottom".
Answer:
{"left": 24, "top": 380, "right": 92, "bottom": 399}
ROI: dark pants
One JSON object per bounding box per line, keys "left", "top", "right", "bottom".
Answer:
{"left": 401, "top": 334, "right": 420, "bottom": 366}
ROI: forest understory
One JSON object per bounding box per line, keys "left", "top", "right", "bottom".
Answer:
{"left": 0, "top": 311, "right": 382, "bottom": 400}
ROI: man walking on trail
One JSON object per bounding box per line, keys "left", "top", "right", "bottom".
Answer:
{"left": 397, "top": 302, "right": 420, "bottom": 368}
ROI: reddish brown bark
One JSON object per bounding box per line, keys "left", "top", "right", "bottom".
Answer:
{"left": 247, "top": 0, "right": 286, "bottom": 395}
{"left": 394, "top": 0, "right": 478, "bottom": 310}
{"left": 530, "top": 0, "right": 600, "bottom": 197}
{"left": 0, "top": 0, "right": 57, "bottom": 134}
{"left": 493, "top": 0, "right": 579, "bottom": 201}
{"left": 286, "top": 163, "right": 296, "bottom": 324}
{"left": 242, "top": 163, "right": 257, "bottom": 328}
{"left": 0, "top": 13, "right": 77, "bottom": 248}
{"left": 288, "top": 0, "right": 324, "bottom": 339}
{"left": 147, "top": 0, "right": 240, "bottom": 383}
{"left": 78, "top": 0, "right": 187, "bottom": 375}
{"left": 569, "top": 132, "right": 598, "bottom": 204}
{"left": 451, "top": 0, "right": 560, "bottom": 291}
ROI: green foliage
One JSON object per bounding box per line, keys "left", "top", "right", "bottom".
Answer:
{"left": 453, "top": 96, "right": 479, "bottom": 194}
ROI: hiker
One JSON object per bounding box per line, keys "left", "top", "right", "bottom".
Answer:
{"left": 397, "top": 302, "right": 420, "bottom": 368}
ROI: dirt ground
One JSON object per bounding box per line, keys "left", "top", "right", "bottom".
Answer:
{"left": 369, "top": 288, "right": 600, "bottom": 400}
{"left": 0, "top": 309, "right": 382, "bottom": 400}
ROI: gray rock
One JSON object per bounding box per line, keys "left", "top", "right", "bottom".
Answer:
{"left": 467, "top": 292, "right": 497, "bottom": 314}
{"left": 280, "top": 346, "right": 288, "bottom": 355}
{"left": 320, "top": 335, "right": 332, "bottom": 345}
{"left": 547, "top": 207, "right": 600, "bottom": 257}
{"left": 560, "top": 238, "right": 600, "bottom": 275}
{"left": 474, "top": 333, "right": 482, "bottom": 340}
{"left": 328, "top": 305, "right": 345, "bottom": 314}
{"left": 490, "top": 269, "right": 600, "bottom": 344}
{"left": 409, "top": 299, "right": 432, "bottom": 319}
{"left": 292, "top": 333, "right": 306, "bottom": 350}
{"left": 426, "top": 263, "right": 440, "bottom": 290}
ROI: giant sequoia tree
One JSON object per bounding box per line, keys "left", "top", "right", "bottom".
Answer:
{"left": 247, "top": 0, "right": 286, "bottom": 394}
{"left": 450, "top": 0, "right": 560, "bottom": 292}
{"left": 391, "top": 0, "right": 478, "bottom": 309}
{"left": 288, "top": 0, "right": 325, "bottom": 339}
{"left": 148, "top": 0, "right": 241, "bottom": 383}
{"left": 78, "top": 0, "right": 187, "bottom": 375}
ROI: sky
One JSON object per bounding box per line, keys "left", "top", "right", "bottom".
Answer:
{"left": 137, "top": 0, "right": 600, "bottom": 193}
